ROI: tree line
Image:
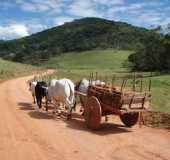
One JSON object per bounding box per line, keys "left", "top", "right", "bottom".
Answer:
{"left": 128, "top": 31, "right": 170, "bottom": 72}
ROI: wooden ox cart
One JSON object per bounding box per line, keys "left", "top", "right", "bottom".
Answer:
{"left": 76, "top": 76, "right": 151, "bottom": 129}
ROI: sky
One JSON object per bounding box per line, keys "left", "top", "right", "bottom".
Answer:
{"left": 0, "top": 0, "right": 170, "bottom": 40}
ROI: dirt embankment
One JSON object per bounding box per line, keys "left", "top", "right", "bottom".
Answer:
{"left": 144, "top": 111, "right": 170, "bottom": 129}
{"left": 0, "top": 74, "right": 170, "bottom": 160}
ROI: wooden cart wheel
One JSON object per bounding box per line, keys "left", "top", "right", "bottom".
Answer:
{"left": 84, "top": 96, "right": 102, "bottom": 130}
{"left": 120, "top": 112, "right": 139, "bottom": 127}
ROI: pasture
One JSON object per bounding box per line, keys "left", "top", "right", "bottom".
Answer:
{"left": 0, "top": 58, "right": 39, "bottom": 81}
{"left": 44, "top": 49, "right": 132, "bottom": 80}
{"left": 43, "top": 49, "right": 170, "bottom": 114}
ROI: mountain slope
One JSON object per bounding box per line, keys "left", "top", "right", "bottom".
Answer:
{"left": 0, "top": 17, "right": 155, "bottom": 64}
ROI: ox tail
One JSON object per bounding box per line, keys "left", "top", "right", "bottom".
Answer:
{"left": 69, "top": 82, "right": 77, "bottom": 111}
{"left": 67, "top": 81, "right": 74, "bottom": 105}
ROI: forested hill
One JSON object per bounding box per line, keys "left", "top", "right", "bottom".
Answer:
{"left": 0, "top": 17, "right": 156, "bottom": 64}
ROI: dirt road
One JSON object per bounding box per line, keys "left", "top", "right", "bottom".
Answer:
{"left": 0, "top": 75, "right": 170, "bottom": 160}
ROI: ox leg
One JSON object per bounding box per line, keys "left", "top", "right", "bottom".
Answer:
{"left": 53, "top": 100, "right": 60, "bottom": 115}
{"left": 45, "top": 99, "right": 48, "bottom": 112}
{"left": 67, "top": 107, "right": 72, "bottom": 120}
{"left": 36, "top": 98, "right": 39, "bottom": 108}
{"left": 72, "top": 101, "right": 77, "bottom": 111}
{"left": 33, "top": 94, "right": 36, "bottom": 104}
{"left": 61, "top": 102, "right": 65, "bottom": 110}
{"left": 53, "top": 105, "right": 57, "bottom": 114}
{"left": 33, "top": 97, "right": 35, "bottom": 104}
{"left": 65, "top": 98, "right": 73, "bottom": 120}
{"left": 105, "top": 116, "right": 108, "bottom": 122}
{"left": 36, "top": 97, "right": 42, "bottom": 109}
{"left": 39, "top": 97, "right": 42, "bottom": 109}
{"left": 35, "top": 99, "right": 39, "bottom": 111}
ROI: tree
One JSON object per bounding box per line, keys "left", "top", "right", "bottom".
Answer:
{"left": 129, "top": 33, "right": 170, "bottom": 72}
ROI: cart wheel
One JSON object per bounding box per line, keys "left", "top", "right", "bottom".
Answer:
{"left": 120, "top": 112, "right": 139, "bottom": 127}
{"left": 84, "top": 96, "right": 101, "bottom": 130}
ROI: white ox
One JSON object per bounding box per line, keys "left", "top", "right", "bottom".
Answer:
{"left": 29, "top": 81, "right": 37, "bottom": 104}
{"left": 75, "top": 78, "right": 105, "bottom": 111}
{"left": 76, "top": 78, "right": 105, "bottom": 93}
{"left": 46, "top": 78, "right": 75, "bottom": 119}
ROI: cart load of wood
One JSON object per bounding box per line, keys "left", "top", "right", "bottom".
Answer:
{"left": 87, "top": 85, "right": 121, "bottom": 109}
{"left": 87, "top": 85, "right": 151, "bottom": 111}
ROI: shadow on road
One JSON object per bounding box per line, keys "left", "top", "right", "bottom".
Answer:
{"left": 18, "top": 101, "right": 57, "bottom": 120}
{"left": 18, "top": 102, "right": 132, "bottom": 134}
{"left": 28, "top": 111, "right": 53, "bottom": 120}
{"left": 62, "top": 115, "right": 132, "bottom": 135}
{"left": 18, "top": 102, "right": 34, "bottom": 110}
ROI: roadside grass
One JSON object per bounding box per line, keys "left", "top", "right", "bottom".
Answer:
{"left": 43, "top": 49, "right": 170, "bottom": 114}
{"left": 150, "top": 75, "right": 170, "bottom": 113}
{"left": 0, "top": 58, "right": 40, "bottom": 81}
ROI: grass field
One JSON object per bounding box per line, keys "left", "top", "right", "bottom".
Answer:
{"left": 43, "top": 49, "right": 170, "bottom": 114}
{"left": 45, "top": 49, "right": 132, "bottom": 80}
{"left": 0, "top": 58, "right": 39, "bottom": 81}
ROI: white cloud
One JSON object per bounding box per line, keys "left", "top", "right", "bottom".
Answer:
{"left": 16, "top": 0, "right": 62, "bottom": 13}
{"left": 105, "top": 1, "right": 165, "bottom": 26}
{"left": 68, "top": 0, "right": 103, "bottom": 17}
{"left": 161, "top": 17, "right": 170, "bottom": 26}
{"left": 0, "top": 21, "right": 48, "bottom": 40}
{"left": 20, "top": 2, "right": 37, "bottom": 11}
{"left": 128, "top": 3, "right": 145, "bottom": 10}
{"left": 93, "top": 0, "right": 124, "bottom": 5}
{"left": 126, "top": 10, "right": 163, "bottom": 27}
{"left": 0, "top": 24, "right": 28, "bottom": 40}
{"left": 53, "top": 16, "right": 74, "bottom": 26}
{"left": 27, "top": 23, "right": 47, "bottom": 33}
{"left": 106, "top": 2, "right": 147, "bottom": 15}
{"left": 106, "top": 1, "right": 164, "bottom": 16}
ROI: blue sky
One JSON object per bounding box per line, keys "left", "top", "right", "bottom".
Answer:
{"left": 0, "top": 0, "right": 170, "bottom": 40}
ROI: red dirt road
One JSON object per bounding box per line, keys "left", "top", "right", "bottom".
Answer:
{"left": 0, "top": 75, "right": 170, "bottom": 160}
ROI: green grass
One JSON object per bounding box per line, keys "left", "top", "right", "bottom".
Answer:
{"left": 46, "top": 49, "right": 131, "bottom": 70}
{"left": 0, "top": 58, "right": 39, "bottom": 81}
{"left": 150, "top": 75, "right": 170, "bottom": 113}
{"left": 43, "top": 49, "right": 170, "bottom": 114}
{"left": 45, "top": 49, "right": 132, "bottom": 80}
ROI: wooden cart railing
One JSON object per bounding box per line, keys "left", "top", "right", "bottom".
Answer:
{"left": 75, "top": 84, "right": 151, "bottom": 129}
